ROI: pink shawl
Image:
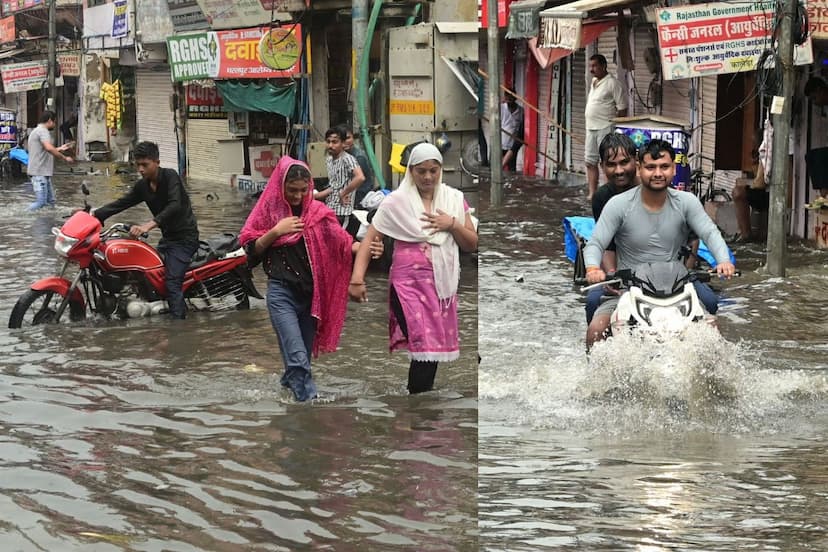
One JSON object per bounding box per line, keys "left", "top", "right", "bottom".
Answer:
{"left": 239, "top": 156, "right": 353, "bottom": 357}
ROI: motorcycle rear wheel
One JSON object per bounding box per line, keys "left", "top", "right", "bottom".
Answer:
{"left": 8, "top": 289, "right": 86, "bottom": 328}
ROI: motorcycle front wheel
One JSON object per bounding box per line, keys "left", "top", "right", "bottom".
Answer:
{"left": 8, "top": 289, "right": 86, "bottom": 328}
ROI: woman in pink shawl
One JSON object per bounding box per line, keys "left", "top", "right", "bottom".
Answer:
{"left": 349, "top": 143, "right": 478, "bottom": 394}
{"left": 239, "top": 156, "right": 361, "bottom": 402}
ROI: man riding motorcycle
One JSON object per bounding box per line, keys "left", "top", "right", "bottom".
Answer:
{"left": 583, "top": 139, "right": 736, "bottom": 350}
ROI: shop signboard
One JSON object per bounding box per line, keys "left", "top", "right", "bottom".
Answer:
{"left": 185, "top": 84, "right": 226, "bottom": 119}
{"left": 0, "top": 60, "right": 63, "bottom": 93}
{"left": 249, "top": 144, "right": 281, "bottom": 182}
{"left": 57, "top": 53, "right": 81, "bottom": 77}
{"left": 167, "top": 25, "right": 301, "bottom": 82}
{"left": 809, "top": 0, "right": 828, "bottom": 40}
{"left": 166, "top": 0, "right": 208, "bottom": 31}
{"left": 1, "top": 0, "right": 42, "bottom": 16}
{"left": 614, "top": 118, "right": 691, "bottom": 191}
{"left": 195, "top": 0, "right": 301, "bottom": 30}
{"left": 657, "top": 2, "right": 812, "bottom": 80}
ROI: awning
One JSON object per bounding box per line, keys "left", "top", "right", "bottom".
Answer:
{"left": 440, "top": 55, "right": 479, "bottom": 102}
{"left": 215, "top": 80, "right": 296, "bottom": 116}
{"left": 531, "top": 19, "right": 615, "bottom": 67}
{"left": 0, "top": 48, "right": 25, "bottom": 60}
{"left": 538, "top": 0, "right": 637, "bottom": 48}
{"left": 506, "top": 0, "right": 551, "bottom": 39}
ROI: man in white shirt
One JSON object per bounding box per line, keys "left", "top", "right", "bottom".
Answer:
{"left": 500, "top": 92, "right": 523, "bottom": 172}
{"left": 585, "top": 54, "right": 627, "bottom": 200}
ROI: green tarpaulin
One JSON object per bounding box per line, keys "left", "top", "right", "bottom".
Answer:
{"left": 215, "top": 80, "right": 296, "bottom": 116}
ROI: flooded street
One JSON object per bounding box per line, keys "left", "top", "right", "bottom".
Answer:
{"left": 0, "top": 173, "right": 477, "bottom": 550}
{"left": 478, "top": 177, "right": 828, "bottom": 550}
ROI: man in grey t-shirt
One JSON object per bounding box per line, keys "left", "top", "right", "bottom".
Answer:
{"left": 583, "top": 139, "right": 736, "bottom": 349}
{"left": 27, "top": 110, "right": 74, "bottom": 210}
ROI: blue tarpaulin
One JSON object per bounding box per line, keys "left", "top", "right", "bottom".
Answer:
{"left": 9, "top": 147, "right": 27, "bottom": 165}
{"left": 562, "top": 216, "right": 735, "bottom": 267}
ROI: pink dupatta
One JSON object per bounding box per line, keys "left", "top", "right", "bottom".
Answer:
{"left": 239, "top": 156, "right": 353, "bottom": 357}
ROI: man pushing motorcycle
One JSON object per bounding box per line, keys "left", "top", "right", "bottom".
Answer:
{"left": 92, "top": 141, "right": 199, "bottom": 320}
{"left": 583, "top": 139, "right": 736, "bottom": 350}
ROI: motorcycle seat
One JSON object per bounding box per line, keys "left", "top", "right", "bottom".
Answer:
{"left": 189, "top": 233, "right": 240, "bottom": 269}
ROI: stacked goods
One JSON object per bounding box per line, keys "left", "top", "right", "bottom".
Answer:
{"left": 99, "top": 80, "right": 123, "bottom": 130}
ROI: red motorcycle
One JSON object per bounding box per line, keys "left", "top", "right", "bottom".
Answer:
{"left": 9, "top": 193, "right": 262, "bottom": 328}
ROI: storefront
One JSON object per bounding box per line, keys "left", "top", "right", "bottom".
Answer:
{"left": 166, "top": 25, "right": 301, "bottom": 192}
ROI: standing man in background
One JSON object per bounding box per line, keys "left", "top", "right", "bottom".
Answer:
{"left": 27, "top": 110, "right": 74, "bottom": 211}
{"left": 584, "top": 54, "right": 627, "bottom": 201}
{"left": 500, "top": 92, "right": 523, "bottom": 172}
{"left": 340, "top": 125, "right": 374, "bottom": 208}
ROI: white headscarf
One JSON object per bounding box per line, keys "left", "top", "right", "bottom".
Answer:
{"left": 371, "top": 143, "right": 465, "bottom": 299}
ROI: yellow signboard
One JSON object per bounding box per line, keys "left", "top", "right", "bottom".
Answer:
{"left": 390, "top": 100, "right": 435, "bottom": 116}
{"left": 258, "top": 27, "right": 301, "bottom": 71}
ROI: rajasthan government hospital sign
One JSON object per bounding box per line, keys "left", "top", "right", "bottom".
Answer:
{"left": 657, "top": 1, "right": 811, "bottom": 80}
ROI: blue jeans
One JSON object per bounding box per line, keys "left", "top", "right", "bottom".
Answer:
{"left": 693, "top": 281, "right": 718, "bottom": 314}
{"left": 586, "top": 281, "right": 718, "bottom": 322}
{"left": 158, "top": 240, "right": 199, "bottom": 319}
{"left": 267, "top": 279, "right": 318, "bottom": 402}
{"left": 28, "top": 176, "right": 55, "bottom": 210}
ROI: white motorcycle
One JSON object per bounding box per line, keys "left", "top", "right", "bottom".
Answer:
{"left": 582, "top": 261, "right": 719, "bottom": 336}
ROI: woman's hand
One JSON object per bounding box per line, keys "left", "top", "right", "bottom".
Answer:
{"left": 348, "top": 282, "right": 367, "bottom": 303}
{"left": 420, "top": 209, "right": 457, "bottom": 233}
{"left": 273, "top": 216, "right": 304, "bottom": 236}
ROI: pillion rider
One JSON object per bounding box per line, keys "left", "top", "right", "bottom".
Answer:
{"left": 583, "top": 139, "right": 735, "bottom": 350}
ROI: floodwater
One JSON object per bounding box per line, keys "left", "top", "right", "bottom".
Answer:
{"left": 478, "top": 177, "right": 828, "bottom": 551}
{"left": 0, "top": 171, "right": 477, "bottom": 550}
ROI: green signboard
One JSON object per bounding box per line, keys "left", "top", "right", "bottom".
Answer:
{"left": 167, "top": 33, "right": 210, "bottom": 81}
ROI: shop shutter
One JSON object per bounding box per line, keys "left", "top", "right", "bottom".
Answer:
{"left": 186, "top": 119, "right": 234, "bottom": 185}
{"left": 597, "top": 27, "right": 618, "bottom": 74}
{"left": 697, "top": 75, "right": 739, "bottom": 194}
{"left": 545, "top": 61, "right": 563, "bottom": 178}
{"left": 570, "top": 51, "right": 586, "bottom": 172}
{"left": 537, "top": 64, "right": 552, "bottom": 176}
{"left": 135, "top": 69, "right": 178, "bottom": 171}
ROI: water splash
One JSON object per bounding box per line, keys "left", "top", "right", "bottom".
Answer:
{"left": 480, "top": 324, "right": 828, "bottom": 434}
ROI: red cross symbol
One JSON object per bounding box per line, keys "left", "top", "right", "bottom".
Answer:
{"left": 664, "top": 49, "right": 678, "bottom": 63}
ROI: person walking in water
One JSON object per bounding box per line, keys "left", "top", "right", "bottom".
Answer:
{"left": 27, "top": 110, "right": 75, "bottom": 210}
{"left": 349, "top": 143, "right": 478, "bottom": 394}
{"left": 239, "top": 156, "right": 381, "bottom": 402}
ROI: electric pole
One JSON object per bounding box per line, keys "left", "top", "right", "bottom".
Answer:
{"left": 765, "top": 0, "right": 796, "bottom": 276}
{"left": 487, "top": 0, "right": 503, "bottom": 207}
{"left": 47, "top": 0, "right": 56, "bottom": 109}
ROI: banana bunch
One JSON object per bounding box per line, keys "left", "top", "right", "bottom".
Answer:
{"left": 99, "top": 80, "right": 123, "bottom": 130}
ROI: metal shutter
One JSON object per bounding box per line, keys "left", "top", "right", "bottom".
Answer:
{"left": 698, "top": 75, "right": 738, "bottom": 194}
{"left": 570, "top": 51, "right": 586, "bottom": 171}
{"left": 537, "top": 64, "right": 552, "bottom": 176}
{"left": 186, "top": 119, "right": 234, "bottom": 184}
{"left": 135, "top": 69, "right": 178, "bottom": 170}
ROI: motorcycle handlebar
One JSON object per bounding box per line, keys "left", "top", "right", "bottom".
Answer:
{"left": 575, "top": 268, "right": 740, "bottom": 291}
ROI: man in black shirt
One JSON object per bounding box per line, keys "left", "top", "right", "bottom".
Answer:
{"left": 93, "top": 141, "right": 200, "bottom": 319}
{"left": 585, "top": 133, "right": 639, "bottom": 323}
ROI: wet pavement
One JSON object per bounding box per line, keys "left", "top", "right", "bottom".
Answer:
{"left": 0, "top": 172, "right": 478, "bottom": 550}
{"left": 478, "top": 176, "right": 828, "bottom": 551}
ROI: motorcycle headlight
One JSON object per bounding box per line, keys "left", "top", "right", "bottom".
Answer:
{"left": 636, "top": 300, "right": 654, "bottom": 324}
{"left": 53, "top": 229, "right": 79, "bottom": 257}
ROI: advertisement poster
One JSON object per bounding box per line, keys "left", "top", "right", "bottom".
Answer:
{"left": 1, "top": 0, "right": 42, "bottom": 16}
{"left": 167, "top": 25, "right": 301, "bottom": 82}
{"left": 0, "top": 15, "right": 14, "bottom": 44}
{"left": 0, "top": 109, "right": 16, "bottom": 144}
{"left": 166, "top": 0, "right": 208, "bottom": 31}
{"left": 657, "top": 2, "right": 811, "bottom": 80}
{"left": 185, "top": 84, "right": 226, "bottom": 119}
{"left": 112, "top": 0, "right": 128, "bottom": 38}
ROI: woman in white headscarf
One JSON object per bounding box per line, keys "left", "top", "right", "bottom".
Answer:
{"left": 349, "top": 143, "right": 478, "bottom": 393}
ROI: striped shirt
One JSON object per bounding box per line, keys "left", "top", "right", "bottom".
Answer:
{"left": 325, "top": 151, "right": 359, "bottom": 216}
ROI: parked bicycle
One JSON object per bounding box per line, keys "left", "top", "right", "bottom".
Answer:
{"left": 687, "top": 152, "right": 731, "bottom": 205}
